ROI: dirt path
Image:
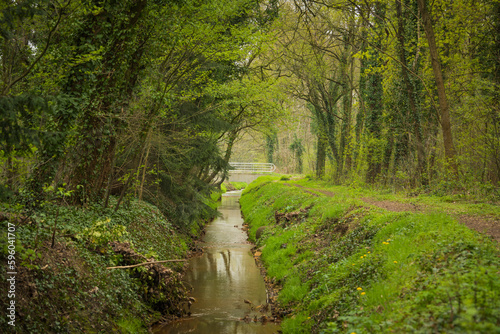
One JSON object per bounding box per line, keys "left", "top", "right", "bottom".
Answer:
{"left": 456, "top": 214, "right": 500, "bottom": 243}
{"left": 361, "top": 197, "right": 500, "bottom": 243}
{"left": 289, "top": 183, "right": 500, "bottom": 243}
{"left": 287, "top": 183, "right": 336, "bottom": 197}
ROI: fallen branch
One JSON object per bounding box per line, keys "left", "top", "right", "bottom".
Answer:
{"left": 106, "top": 259, "right": 186, "bottom": 269}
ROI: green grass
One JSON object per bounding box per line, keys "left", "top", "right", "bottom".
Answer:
{"left": 209, "top": 183, "right": 227, "bottom": 205}
{"left": 279, "top": 275, "right": 311, "bottom": 305}
{"left": 229, "top": 181, "right": 247, "bottom": 190}
{"left": 240, "top": 176, "right": 500, "bottom": 333}
{"left": 290, "top": 177, "right": 500, "bottom": 216}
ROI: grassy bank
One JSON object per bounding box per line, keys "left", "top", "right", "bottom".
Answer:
{"left": 240, "top": 176, "right": 500, "bottom": 333}
{"left": 209, "top": 183, "right": 227, "bottom": 204}
{"left": 223, "top": 181, "right": 248, "bottom": 191}
{"left": 0, "top": 192, "right": 219, "bottom": 333}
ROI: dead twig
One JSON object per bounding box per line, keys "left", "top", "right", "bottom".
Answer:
{"left": 106, "top": 259, "right": 186, "bottom": 269}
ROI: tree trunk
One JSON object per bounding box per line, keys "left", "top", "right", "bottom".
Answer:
{"left": 66, "top": 1, "right": 148, "bottom": 203}
{"left": 354, "top": 15, "right": 369, "bottom": 171}
{"left": 338, "top": 27, "right": 353, "bottom": 181}
{"left": 364, "top": 2, "right": 385, "bottom": 183}
{"left": 103, "top": 143, "right": 117, "bottom": 209}
{"left": 206, "top": 130, "right": 237, "bottom": 185}
{"left": 417, "top": 0, "right": 458, "bottom": 175}
{"left": 382, "top": 132, "right": 394, "bottom": 184}
{"left": 396, "top": 0, "right": 427, "bottom": 185}
{"left": 138, "top": 142, "right": 151, "bottom": 201}
{"left": 6, "top": 154, "right": 14, "bottom": 190}
{"left": 316, "top": 133, "right": 326, "bottom": 178}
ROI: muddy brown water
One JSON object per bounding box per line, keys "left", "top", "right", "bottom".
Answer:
{"left": 155, "top": 190, "right": 280, "bottom": 334}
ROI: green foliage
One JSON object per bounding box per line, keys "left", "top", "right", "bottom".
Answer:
{"left": 266, "top": 130, "right": 278, "bottom": 163}
{"left": 240, "top": 178, "right": 500, "bottom": 333}
{"left": 77, "top": 218, "right": 129, "bottom": 249}
{"left": 0, "top": 95, "right": 46, "bottom": 154}
{"left": 208, "top": 184, "right": 227, "bottom": 209}
{"left": 268, "top": 0, "right": 500, "bottom": 193}
{"left": 0, "top": 194, "right": 195, "bottom": 332}
{"left": 261, "top": 228, "right": 299, "bottom": 280}
{"left": 3, "top": 0, "right": 500, "bottom": 330}
{"left": 279, "top": 275, "right": 310, "bottom": 305}
{"left": 116, "top": 315, "right": 146, "bottom": 334}
{"left": 17, "top": 244, "right": 42, "bottom": 270}
{"left": 280, "top": 312, "right": 312, "bottom": 334}
{"left": 229, "top": 181, "right": 247, "bottom": 190}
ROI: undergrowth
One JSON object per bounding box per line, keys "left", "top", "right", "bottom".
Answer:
{"left": 240, "top": 176, "right": 500, "bottom": 333}
{"left": 0, "top": 191, "right": 220, "bottom": 333}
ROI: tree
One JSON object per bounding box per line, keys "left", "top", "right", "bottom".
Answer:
{"left": 0, "top": 0, "right": 74, "bottom": 196}
{"left": 266, "top": 1, "right": 356, "bottom": 178}
{"left": 357, "top": 1, "right": 385, "bottom": 184}
{"left": 289, "top": 134, "right": 305, "bottom": 173}
{"left": 416, "top": 0, "right": 458, "bottom": 175}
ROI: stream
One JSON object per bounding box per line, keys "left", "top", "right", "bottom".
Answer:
{"left": 155, "top": 190, "right": 280, "bottom": 334}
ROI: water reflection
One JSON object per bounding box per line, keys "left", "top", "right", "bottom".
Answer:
{"left": 155, "top": 191, "right": 280, "bottom": 334}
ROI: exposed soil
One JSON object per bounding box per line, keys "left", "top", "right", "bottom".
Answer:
{"left": 360, "top": 198, "right": 423, "bottom": 213}
{"left": 274, "top": 205, "right": 313, "bottom": 226}
{"left": 455, "top": 214, "right": 500, "bottom": 243}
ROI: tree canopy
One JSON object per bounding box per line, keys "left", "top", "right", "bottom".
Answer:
{"left": 1, "top": 0, "right": 499, "bottom": 219}
{"left": 1, "top": 0, "right": 282, "bottom": 222}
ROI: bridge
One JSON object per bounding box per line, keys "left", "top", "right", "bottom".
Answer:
{"left": 226, "top": 162, "right": 276, "bottom": 184}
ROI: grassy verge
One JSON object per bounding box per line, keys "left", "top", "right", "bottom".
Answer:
{"left": 0, "top": 192, "right": 220, "bottom": 333}
{"left": 292, "top": 178, "right": 500, "bottom": 216}
{"left": 240, "top": 176, "right": 500, "bottom": 333}
{"left": 223, "top": 181, "right": 248, "bottom": 191}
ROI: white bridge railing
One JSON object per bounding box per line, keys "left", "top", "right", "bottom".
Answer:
{"left": 228, "top": 162, "right": 276, "bottom": 173}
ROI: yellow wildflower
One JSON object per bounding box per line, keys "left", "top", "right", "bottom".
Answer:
{"left": 357, "top": 287, "right": 362, "bottom": 291}
{"left": 361, "top": 292, "right": 366, "bottom": 295}
{"left": 394, "top": 261, "right": 398, "bottom": 263}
